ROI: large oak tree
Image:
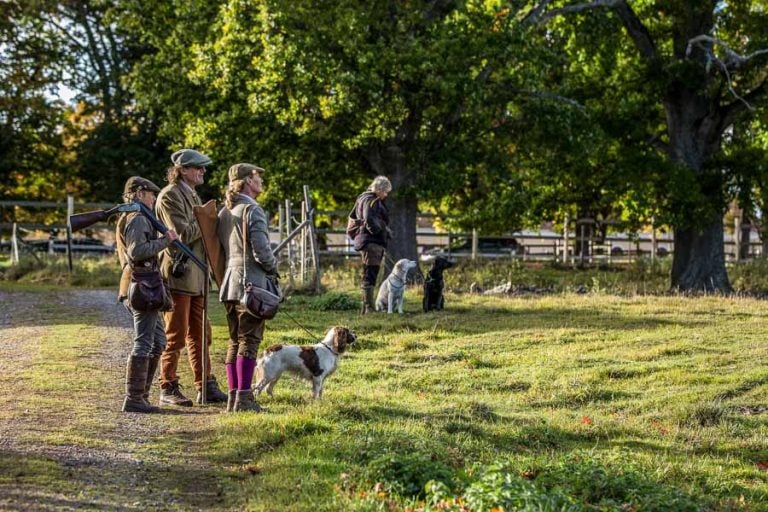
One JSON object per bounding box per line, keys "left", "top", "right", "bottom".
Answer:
{"left": 122, "top": 0, "right": 537, "bottom": 262}
{"left": 526, "top": 0, "right": 768, "bottom": 291}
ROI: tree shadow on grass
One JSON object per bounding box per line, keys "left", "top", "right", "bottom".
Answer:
{"left": 0, "top": 448, "right": 226, "bottom": 511}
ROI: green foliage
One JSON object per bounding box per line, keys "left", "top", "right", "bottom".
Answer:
{"left": 421, "top": 451, "right": 702, "bottom": 511}
{"left": 305, "top": 291, "right": 359, "bottom": 311}
{"left": 0, "top": 2, "right": 68, "bottom": 206}
{"left": 367, "top": 452, "right": 453, "bottom": 499}
{"left": 121, "top": 0, "right": 543, "bottom": 257}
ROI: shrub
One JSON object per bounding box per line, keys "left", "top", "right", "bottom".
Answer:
{"left": 307, "top": 291, "right": 359, "bottom": 311}
{"left": 367, "top": 451, "right": 453, "bottom": 498}
{"left": 419, "top": 451, "right": 703, "bottom": 512}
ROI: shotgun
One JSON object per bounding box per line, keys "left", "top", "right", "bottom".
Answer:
{"left": 69, "top": 203, "right": 141, "bottom": 232}
{"left": 68, "top": 200, "right": 207, "bottom": 272}
{"left": 133, "top": 201, "right": 207, "bottom": 272}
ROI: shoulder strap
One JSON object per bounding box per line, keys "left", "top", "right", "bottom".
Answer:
{"left": 120, "top": 212, "right": 158, "bottom": 271}
{"left": 241, "top": 204, "right": 251, "bottom": 285}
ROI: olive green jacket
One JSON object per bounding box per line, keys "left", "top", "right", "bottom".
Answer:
{"left": 217, "top": 194, "right": 277, "bottom": 302}
{"left": 155, "top": 181, "right": 207, "bottom": 295}
{"left": 115, "top": 212, "right": 170, "bottom": 301}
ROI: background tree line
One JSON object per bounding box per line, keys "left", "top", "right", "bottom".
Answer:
{"left": 2, "top": 0, "right": 768, "bottom": 292}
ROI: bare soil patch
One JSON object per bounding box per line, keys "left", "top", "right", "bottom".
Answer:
{"left": 0, "top": 290, "right": 228, "bottom": 511}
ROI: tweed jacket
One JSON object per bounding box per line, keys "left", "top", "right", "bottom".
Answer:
{"left": 217, "top": 194, "right": 277, "bottom": 303}
{"left": 116, "top": 212, "right": 170, "bottom": 301}
{"left": 155, "top": 181, "right": 207, "bottom": 295}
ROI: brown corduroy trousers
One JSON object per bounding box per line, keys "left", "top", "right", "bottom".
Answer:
{"left": 160, "top": 292, "right": 213, "bottom": 390}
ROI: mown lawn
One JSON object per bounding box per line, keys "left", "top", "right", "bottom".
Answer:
{"left": 1, "top": 276, "right": 767, "bottom": 511}
{"left": 208, "top": 289, "right": 768, "bottom": 511}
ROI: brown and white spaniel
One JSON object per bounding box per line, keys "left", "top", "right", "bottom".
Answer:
{"left": 253, "top": 326, "right": 356, "bottom": 399}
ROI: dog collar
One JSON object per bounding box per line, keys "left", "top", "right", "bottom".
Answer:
{"left": 320, "top": 341, "right": 339, "bottom": 355}
{"left": 390, "top": 275, "right": 406, "bottom": 288}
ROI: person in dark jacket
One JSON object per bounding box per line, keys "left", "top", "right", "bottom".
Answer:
{"left": 116, "top": 176, "right": 179, "bottom": 413}
{"left": 352, "top": 176, "right": 392, "bottom": 313}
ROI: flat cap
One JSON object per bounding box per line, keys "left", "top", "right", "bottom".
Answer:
{"left": 124, "top": 176, "right": 161, "bottom": 196}
{"left": 228, "top": 163, "right": 264, "bottom": 182}
{"left": 171, "top": 148, "right": 212, "bottom": 168}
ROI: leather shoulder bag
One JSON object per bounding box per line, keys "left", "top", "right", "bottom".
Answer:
{"left": 239, "top": 205, "right": 281, "bottom": 319}
{"left": 128, "top": 263, "right": 173, "bottom": 312}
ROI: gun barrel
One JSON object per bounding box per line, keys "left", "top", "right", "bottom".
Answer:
{"left": 69, "top": 210, "right": 108, "bottom": 232}
{"left": 135, "top": 201, "right": 208, "bottom": 271}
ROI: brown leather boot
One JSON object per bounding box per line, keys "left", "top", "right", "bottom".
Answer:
{"left": 233, "top": 390, "right": 262, "bottom": 412}
{"left": 159, "top": 380, "right": 193, "bottom": 406}
{"left": 361, "top": 286, "right": 375, "bottom": 314}
{"left": 123, "top": 356, "right": 159, "bottom": 413}
{"left": 226, "top": 390, "right": 237, "bottom": 413}
{"left": 196, "top": 377, "right": 228, "bottom": 404}
{"left": 144, "top": 354, "right": 160, "bottom": 406}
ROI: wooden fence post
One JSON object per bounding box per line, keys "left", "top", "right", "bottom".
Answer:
{"left": 66, "top": 195, "right": 74, "bottom": 272}
{"left": 303, "top": 185, "right": 321, "bottom": 292}
{"left": 563, "top": 214, "right": 570, "bottom": 265}
{"left": 300, "top": 200, "right": 307, "bottom": 285}
{"left": 11, "top": 222, "right": 19, "bottom": 264}
{"left": 285, "top": 200, "right": 295, "bottom": 288}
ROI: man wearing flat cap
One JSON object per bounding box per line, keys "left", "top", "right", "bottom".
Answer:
{"left": 217, "top": 163, "right": 277, "bottom": 412}
{"left": 155, "top": 149, "right": 228, "bottom": 406}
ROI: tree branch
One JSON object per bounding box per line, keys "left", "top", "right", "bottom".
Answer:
{"left": 686, "top": 35, "right": 768, "bottom": 72}
{"left": 722, "top": 76, "right": 768, "bottom": 127}
{"left": 538, "top": 0, "right": 623, "bottom": 21}
{"left": 532, "top": 0, "right": 657, "bottom": 61}
{"left": 519, "top": 90, "right": 586, "bottom": 111}
{"left": 647, "top": 130, "right": 669, "bottom": 154}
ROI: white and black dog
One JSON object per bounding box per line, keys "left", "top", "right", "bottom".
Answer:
{"left": 375, "top": 258, "right": 418, "bottom": 314}
{"left": 253, "top": 326, "right": 356, "bottom": 399}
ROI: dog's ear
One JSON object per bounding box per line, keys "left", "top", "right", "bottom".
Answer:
{"left": 334, "top": 326, "right": 349, "bottom": 352}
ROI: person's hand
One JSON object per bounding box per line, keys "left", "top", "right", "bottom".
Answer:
{"left": 166, "top": 229, "right": 179, "bottom": 243}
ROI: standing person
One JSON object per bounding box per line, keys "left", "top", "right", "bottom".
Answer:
{"left": 217, "top": 163, "right": 278, "bottom": 412}
{"left": 351, "top": 176, "right": 392, "bottom": 314}
{"left": 116, "top": 177, "right": 179, "bottom": 413}
{"left": 156, "top": 149, "right": 228, "bottom": 405}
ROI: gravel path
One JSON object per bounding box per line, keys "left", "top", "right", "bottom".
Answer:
{"left": 0, "top": 290, "right": 227, "bottom": 511}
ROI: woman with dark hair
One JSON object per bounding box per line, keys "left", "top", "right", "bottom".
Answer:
{"left": 116, "top": 176, "right": 178, "bottom": 413}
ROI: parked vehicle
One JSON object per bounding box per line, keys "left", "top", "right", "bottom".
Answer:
{"left": 421, "top": 236, "right": 522, "bottom": 261}
{"left": 3, "top": 236, "right": 114, "bottom": 255}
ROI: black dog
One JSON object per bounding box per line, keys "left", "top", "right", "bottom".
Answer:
{"left": 423, "top": 256, "right": 455, "bottom": 312}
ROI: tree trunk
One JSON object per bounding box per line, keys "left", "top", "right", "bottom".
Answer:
{"left": 670, "top": 217, "right": 731, "bottom": 292}
{"left": 739, "top": 216, "right": 751, "bottom": 260}
{"left": 366, "top": 143, "right": 419, "bottom": 275}
{"left": 664, "top": 89, "right": 732, "bottom": 292}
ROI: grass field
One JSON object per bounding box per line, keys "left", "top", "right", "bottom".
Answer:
{"left": 1, "top": 258, "right": 768, "bottom": 510}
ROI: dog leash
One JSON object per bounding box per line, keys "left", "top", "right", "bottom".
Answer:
{"left": 281, "top": 308, "right": 339, "bottom": 354}
{"left": 281, "top": 308, "right": 321, "bottom": 342}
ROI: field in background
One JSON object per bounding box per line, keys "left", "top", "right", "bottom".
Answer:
{"left": 6, "top": 253, "right": 768, "bottom": 296}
